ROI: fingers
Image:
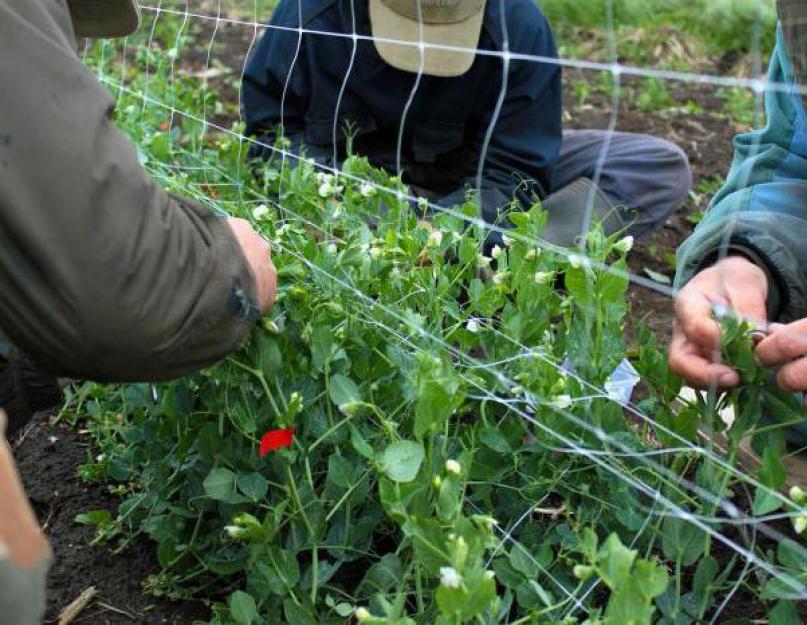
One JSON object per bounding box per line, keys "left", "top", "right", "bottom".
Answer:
{"left": 756, "top": 319, "right": 807, "bottom": 367}
{"left": 722, "top": 274, "right": 768, "bottom": 330}
{"left": 776, "top": 355, "right": 807, "bottom": 393}
{"left": 668, "top": 325, "right": 740, "bottom": 389}
{"left": 227, "top": 218, "right": 277, "bottom": 314}
{"left": 673, "top": 287, "right": 722, "bottom": 349}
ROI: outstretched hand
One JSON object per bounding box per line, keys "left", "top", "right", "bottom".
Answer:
{"left": 227, "top": 218, "right": 277, "bottom": 314}
{"left": 668, "top": 255, "right": 768, "bottom": 388}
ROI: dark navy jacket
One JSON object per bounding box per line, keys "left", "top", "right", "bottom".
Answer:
{"left": 242, "top": 0, "right": 562, "bottom": 225}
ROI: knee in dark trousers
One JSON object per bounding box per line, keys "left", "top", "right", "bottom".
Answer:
{"left": 555, "top": 130, "right": 693, "bottom": 239}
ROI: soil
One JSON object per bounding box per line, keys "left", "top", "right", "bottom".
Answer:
{"left": 560, "top": 69, "right": 741, "bottom": 347}
{"left": 11, "top": 416, "right": 209, "bottom": 625}
{"left": 10, "top": 18, "right": 770, "bottom": 625}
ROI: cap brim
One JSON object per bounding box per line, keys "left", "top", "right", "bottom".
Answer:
{"left": 369, "top": 0, "right": 484, "bottom": 78}
{"left": 67, "top": 0, "right": 140, "bottom": 38}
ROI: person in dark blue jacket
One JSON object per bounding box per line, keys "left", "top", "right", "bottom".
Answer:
{"left": 242, "top": 0, "right": 692, "bottom": 246}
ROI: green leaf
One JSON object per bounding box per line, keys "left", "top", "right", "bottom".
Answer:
{"left": 379, "top": 440, "right": 425, "bottom": 483}
{"left": 229, "top": 590, "right": 257, "bottom": 625}
{"left": 479, "top": 427, "right": 512, "bottom": 453}
{"left": 327, "top": 454, "right": 355, "bottom": 490}
{"left": 74, "top": 509, "right": 112, "bottom": 528}
{"left": 401, "top": 518, "right": 449, "bottom": 574}
{"left": 414, "top": 379, "right": 454, "bottom": 439}
{"left": 349, "top": 425, "right": 374, "bottom": 460}
{"left": 237, "top": 472, "right": 269, "bottom": 502}
{"left": 203, "top": 467, "right": 247, "bottom": 504}
{"left": 329, "top": 374, "right": 360, "bottom": 414}
{"left": 753, "top": 445, "right": 786, "bottom": 515}
{"left": 510, "top": 542, "right": 541, "bottom": 578}
{"left": 661, "top": 516, "right": 705, "bottom": 567}
{"left": 436, "top": 475, "right": 463, "bottom": 523}
{"left": 283, "top": 598, "right": 318, "bottom": 625}
{"left": 359, "top": 553, "right": 402, "bottom": 594}
{"left": 692, "top": 555, "right": 718, "bottom": 602}
{"left": 256, "top": 333, "right": 282, "bottom": 375}
{"left": 643, "top": 267, "right": 672, "bottom": 285}
{"left": 597, "top": 533, "right": 637, "bottom": 589}
{"left": 769, "top": 601, "right": 801, "bottom": 625}
{"left": 633, "top": 559, "right": 668, "bottom": 598}
{"left": 777, "top": 538, "right": 804, "bottom": 571}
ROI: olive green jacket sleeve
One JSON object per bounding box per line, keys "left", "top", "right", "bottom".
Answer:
{"left": 0, "top": 0, "right": 259, "bottom": 381}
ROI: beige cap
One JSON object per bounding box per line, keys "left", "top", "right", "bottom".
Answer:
{"left": 67, "top": 0, "right": 140, "bottom": 38}
{"left": 369, "top": 0, "right": 485, "bottom": 77}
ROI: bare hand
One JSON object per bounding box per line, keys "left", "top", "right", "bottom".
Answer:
{"left": 227, "top": 218, "right": 277, "bottom": 313}
{"left": 756, "top": 320, "right": 807, "bottom": 394}
{"left": 668, "top": 255, "right": 767, "bottom": 388}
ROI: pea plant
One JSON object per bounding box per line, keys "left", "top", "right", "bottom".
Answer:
{"left": 68, "top": 27, "right": 807, "bottom": 625}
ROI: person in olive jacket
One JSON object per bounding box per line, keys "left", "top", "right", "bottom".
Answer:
{"left": 0, "top": 2, "right": 276, "bottom": 622}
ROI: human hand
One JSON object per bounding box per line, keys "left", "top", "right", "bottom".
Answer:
{"left": 227, "top": 218, "right": 277, "bottom": 314}
{"left": 668, "top": 255, "right": 768, "bottom": 388}
{"left": 756, "top": 320, "right": 807, "bottom": 396}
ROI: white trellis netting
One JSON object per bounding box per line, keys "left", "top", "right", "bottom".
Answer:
{"left": 80, "top": 0, "right": 807, "bottom": 621}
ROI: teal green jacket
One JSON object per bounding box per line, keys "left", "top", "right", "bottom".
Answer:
{"left": 676, "top": 29, "right": 807, "bottom": 322}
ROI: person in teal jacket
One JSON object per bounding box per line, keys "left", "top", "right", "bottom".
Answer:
{"left": 671, "top": 2, "right": 807, "bottom": 429}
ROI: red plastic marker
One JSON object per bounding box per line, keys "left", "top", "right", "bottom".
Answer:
{"left": 259, "top": 428, "right": 295, "bottom": 457}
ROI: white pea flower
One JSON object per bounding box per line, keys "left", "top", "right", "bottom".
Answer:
{"left": 332, "top": 203, "right": 343, "bottom": 218}
{"left": 525, "top": 247, "right": 540, "bottom": 260}
{"left": 791, "top": 485, "right": 807, "bottom": 504}
{"left": 550, "top": 395, "right": 572, "bottom": 410}
{"left": 510, "top": 385, "right": 524, "bottom": 395}
{"left": 252, "top": 204, "right": 270, "bottom": 220}
{"left": 428, "top": 230, "right": 444, "bottom": 247}
{"left": 484, "top": 570, "right": 496, "bottom": 581}
{"left": 466, "top": 318, "right": 481, "bottom": 333}
{"left": 326, "top": 243, "right": 338, "bottom": 255}
{"left": 615, "top": 235, "right": 634, "bottom": 254}
{"left": 439, "top": 566, "right": 462, "bottom": 589}
{"left": 96, "top": 454, "right": 105, "bottom": 462}
{"left": 491, "top": 244, "right": 504, "bottom": 259}
{"left": 492, "top": 271, "right": 508, "bottom": 286}
{"left": 445, "top": 459, "right": 462, "bottom": 475}
{"left": 534, "top": 271, "right": 554, "bottom": 285}
{"left": 224, "top": 525, "right": 247, "bottom": 540}
{"left": 417, "top": 196, "right": 430, "bottom": 211}
{"left": 795, "top": 515, "right": 807, "bottom": 535}
{"left": 355, "top": 607, "right": 371, "bottom": 622}
{"left": 316, "top": 172, "right": 332, "bottom": 185}
{"left": 360, "top": 183, "right": 377, "bottom": 197}
{"left": 369, "top": 247, "right": 382, "bottom": 259}
{"left": 318, "top": 182, "right": 334, "bottom": 197}
{"left": 502, "top": 235, "right": 513, "bottom": 247}
{"left": 476, "top": 255, "right": 492, "bottom": 269}
{"left": 568, "top": 254, "right": 584, "bottom": 269}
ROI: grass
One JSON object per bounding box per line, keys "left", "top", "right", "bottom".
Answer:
{"left": 540, "top": 0, "right": 776, "bottom": 58}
